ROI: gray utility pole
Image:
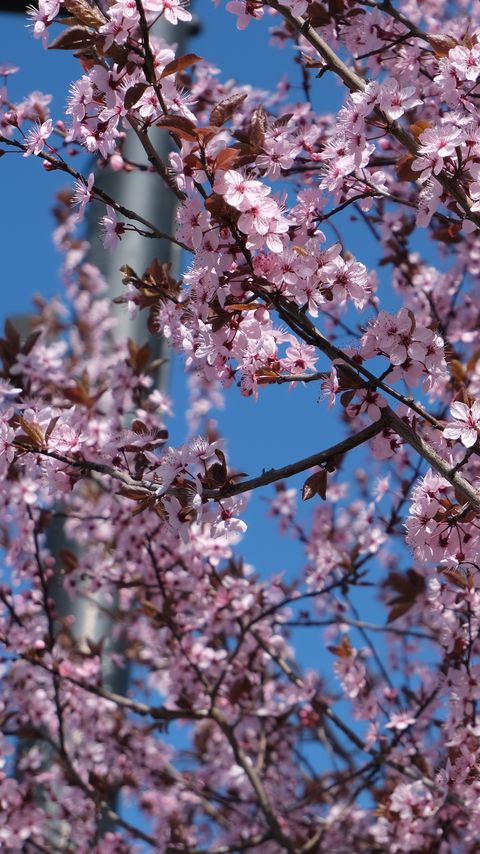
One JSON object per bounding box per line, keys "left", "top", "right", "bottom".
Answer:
{"left": 57, "top": 11, "right": 191, "bottom": 695}
{"left": 3, "top": 3, "right": 195, "bottom": 843}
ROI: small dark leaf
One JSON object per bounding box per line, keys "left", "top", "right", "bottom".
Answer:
{"left": 59, "top": 549, "right": 79, "bottom": 573}
{"left": 117, "top": 486, "right": 153, "bottom": 501}
{"left": 273, "top": 113, "right": 293, "bottom": 130}
{"left": 210, "top": 92, "right": 248, "bottom": 127}
{"left": 248, "top": 105, "right": 268, "bottom": 147}
{"left": 302, "top": 469, "right": 328, "bottom": 501}
{"left": 4, "top": 320, "right": 20, "bottom": 350}
{"left": 426, "top": 33, "right": 458, "bottom": 56}
{"left": 328, "top": 636, "right": 353, "bottom": 658}
{"left": 409, "top": 120, "right": 433, "bottom": 139}
{"left": 387, "top": 601, "right": 416, "bottom": 623}
{"left": 228, "top": 676, "right": 252, "bottom": 704}
{"left": 62, "top": 0, "right": 107, "bottom": 27}
{"left": 155, "top": 115, "right": 198, "bottom": 142}
{"left": 439, "top": 566, "right": 469, "bottom": 589}
{"left": 124, "top": 83, "right": 149, "bottom": 111}
{"left": 307, "top": 2, "right": 332, "bottom": 26}
{"left": 22, "top": 330, "right": 42, "bottom": 356}
{"left": 48, "top": 25, "right": 97, "bottom": 51}
{"left": 44, "top": 416, "right": 60, "bottom": 442}
{"left": 159, "top": 53, "right": 203, "bottom": 79}
{"left": 396, "top": 154, "right": 417, "bottom": 183}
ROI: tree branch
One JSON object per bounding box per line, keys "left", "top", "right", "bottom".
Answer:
{"left": 212, "top": 710, "right": 296, "bottom": 854}
{"left": 207, "top": 417, "right": 386, "bottom": 499}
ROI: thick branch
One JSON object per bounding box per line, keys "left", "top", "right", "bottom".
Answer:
{"left": 383, "top": 407, "right": 480, "bottom": 513}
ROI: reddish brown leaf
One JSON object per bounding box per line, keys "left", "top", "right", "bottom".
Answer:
{"left": 117, "top": 486, "right": 153, "bottom": 501}
{"left": 124, "top": 82, "right": 149, "bottom": 111}
{"left": 63, "top": 0, "right": 107, "bottom": 27}
{"left": 387, "top": 600, "right": 417, "bottom": 623}
{"left": 210, "top": 92, "right": 248, "bottom": 127}
{"left": 439, "top": 566, "right": 469, "bottom": 589}
{"left": 307, "top": 2, "right": 332, "bottom": 26}
{"left": 59, "top": 549, "right": 78, "bottom": 574}
{"left": 385, "top": 568, "right": 426, "bottom": 622}
{"left": 127, "top": 339, "right": 152, "bottom": 375}
{"left": 48, "top": 25, "right": 97, "bottom": 51}
{"left": 194, "top": 126, "right": 220, "bottom": 145}
{"left": 155, "top": 116, "right": 198, "bottom": 142}
{"left": 225, "top": 303, "right": 262, "bottom": 311}
{"left": 340, "top": 389, "right": 356, "bottom": 408}
{"left": 205, "top": 193, "right": 238, "bottom": 224}
{"left": 328, "top": 636, "right": 354, "bottom": 658}
{"left": 213, "top": 147, "right": 242, "bottom": 172}
{"left": 273, "top": 113, "right": 293, "bottom": 129}
{"left": 395, "top": 154, "right": 417, "bottom": 182}
{"left": 22, "top": 330, "right": 42, "bottom": 356}
{"left": 4, "top": 319, "right": 20, "bottom": 351}
{"left": 228, "top": 676, "right": 252, "bottom": 704}
{"left": 256, "top": 369, "right": 281, "bottom": 384}
{"left": 159, "top": 53, "right": 203, "bottom": 79}
{"left": 17, "top": 417, "right": 45, "bottom": 449}
{"left": 44, "top": 416, "right": 60, "bottom": 443}
{"left": 248, "top": 105, "right": 268, "bottom": 147}
{"left": 426, "top": 34, "right": 458, "bottom": 57}
{"left": 409, "top": 120, "right": 433, "bottom": 139}
{"left": 302, "top": 469, "right": 328, "bottom": 501}
{"left": 449, "top": 358, "right": 466, "bottom": 385}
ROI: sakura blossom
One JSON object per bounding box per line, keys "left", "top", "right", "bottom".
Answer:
{"left": 444, "top": 400, "right": 480, "bottom": 448}
{"left": 100, "top": 205, "right": 125, "bottom": 249}
{"left": 22, "top": 118, "right": 53, "bottom": 157}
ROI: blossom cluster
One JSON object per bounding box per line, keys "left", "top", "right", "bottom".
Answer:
{"left": 361, "top": 308, "right": 448, "bottom": 393}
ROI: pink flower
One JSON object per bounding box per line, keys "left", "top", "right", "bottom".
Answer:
{"left": 443, "top": 401, "right": 480, "bottom": 448}
{"left": 23, "top": 118, "right": 53, "bottom": 157}
{"left": 100, "top": 205, "right": 125, "bottom": 249}
{"left": 377, "top": 78, "right": 421, "bottom": 120}
{"left": 412, "top": 124, "right": 462, "bottom": 180}
{"left": 225, "top": 0, "right": 264, "bottom": 29}
{"left": 27, "top": 0, "right": 60, "bottom": 47}
{"left": 72, "top": 172, "right": 94, "bottom": 220}
{"left": 321, "top": 367, "right": 339, "bottom": 409}
{"left": 214, "top": 169, "right": 270, "bottom": 210}
{"left": 385, "top": 711, "right": 417, "bottom": 731}
{"left": 145, "top": 0, "right": 192, "bottom": 25}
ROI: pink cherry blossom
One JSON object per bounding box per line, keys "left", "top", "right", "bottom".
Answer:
{"left": 22, "top": 118, "right": 53, "bottom": 156}
{"left": 100, "top": 205, "right": 125, "bottom": 249}
{"left": 443, "top": 400, "right": 480, "bottom": 448}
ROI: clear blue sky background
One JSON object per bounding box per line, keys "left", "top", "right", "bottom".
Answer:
{"left": 0, "top": 4, "right": 387, "bottom": 665}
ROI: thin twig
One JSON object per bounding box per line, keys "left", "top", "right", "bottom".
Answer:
{"left": 0, "top": 135, "right": 189, "bottom": 251}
